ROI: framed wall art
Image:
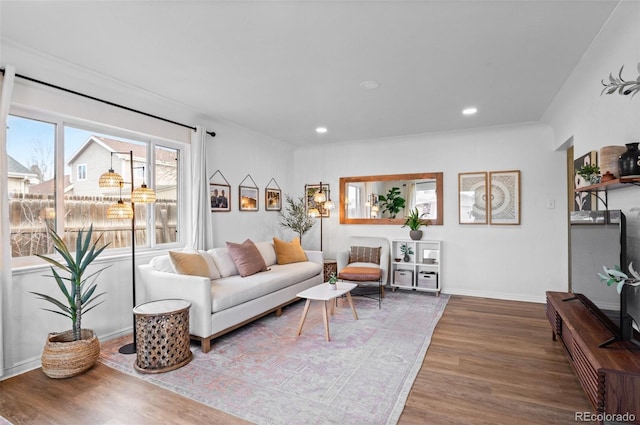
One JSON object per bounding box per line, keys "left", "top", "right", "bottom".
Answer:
{"left": 489, "top": 170, "right": 521, "bottom": 225}
{"left": 265, "top": 178, "right": 282, "bottom": 211}
{"left": 574, "top": 150, "right": 598, "bottom": 212}
{"left": 458, "top": 172, "right": 488, "bottom": 224}
{"left": 239, "top": 174, "right": 259, "bottom": 211}
{"left": 210, "top": 183, "right": 230, "bottom": 212}
{"left": 305, "top": 183, "right": 331, "bottom": 217}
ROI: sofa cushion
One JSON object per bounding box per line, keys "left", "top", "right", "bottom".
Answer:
{"left": 349, "top": 246, "right": 381, "bottom": 264}
{"left": 198, "top": 250, "right": 221, "bottom": 280}
{"left": 208, "top": 247, "right": 239, "bottom": 277}
{"left": 226, "top": 239, "right": 268, "bottom": 277}
{"left": 169, "top": 251, "right": 210, "bottom": 278}
{"left": 210, "top": 261, "right": 322, "bottom": 313}
{"left": 254, "top": 241, "right": 277, "bottom": 266}
{"left": 273, "top": 237, "right": 308, "bottom": 265}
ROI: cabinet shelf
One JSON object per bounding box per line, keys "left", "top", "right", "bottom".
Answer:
{"left": 390, "top": 239, "right": 441, "bottom": 296}
{"left": 575, "top": 177, "right": 640, "bottom": 209}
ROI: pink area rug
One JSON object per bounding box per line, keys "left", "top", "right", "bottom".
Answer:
{"left": 100, "top": 290, "right": 449, "bottom": 425}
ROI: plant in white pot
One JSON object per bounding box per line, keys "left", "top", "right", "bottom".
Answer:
{"left": 33, "top": 224, "right": 109, "bottom": 378}
{"left": 402, "top": 208, "right": 430, "bottom": 240}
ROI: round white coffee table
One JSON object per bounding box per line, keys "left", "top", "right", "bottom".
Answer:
{"left": 296, "top": 282, "right": 358, "bottom": 341}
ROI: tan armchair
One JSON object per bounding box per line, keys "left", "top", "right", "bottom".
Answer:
{"left": 336, "top": 236, "right": 390, "bottom": 308}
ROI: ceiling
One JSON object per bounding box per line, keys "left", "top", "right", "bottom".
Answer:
{"left": 0, "top": 1, "right": 619, "bottom": 146}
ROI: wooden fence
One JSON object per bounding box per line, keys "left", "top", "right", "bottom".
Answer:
{"left": 9, "top": 193, "right": 177, "bottom": 257}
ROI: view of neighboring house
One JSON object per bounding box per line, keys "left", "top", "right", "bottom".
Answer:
{"left": 65, "top": 136, "right": 177, "bottom": 199}
{"left": 7, "top": 155, "right": 38, "bottom": 195}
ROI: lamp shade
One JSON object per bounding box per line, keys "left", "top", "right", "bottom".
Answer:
{"left": 99, "top": 169, "right": 124, "bottom": 188}
{"left": 324, "top": 199, "right": 335, "bottom": 210}
{"left": 308, "top": 208, "right": 320, "bottom": 218}
{"left": 131, "top": 184, "right": 156, "bottom": 203}
{"left": 107, "top": 200, "right": 134, "bottom": 219}
{"left": 313, "top": 190, "right": 326, "bottom": 203}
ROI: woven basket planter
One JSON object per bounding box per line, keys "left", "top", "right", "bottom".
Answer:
{"left": 41, "top": 329, "right": 100, "bottom": 379}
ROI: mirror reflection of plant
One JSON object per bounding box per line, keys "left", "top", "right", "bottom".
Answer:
{"left": 378, "top": 187, "right": 406, "bottom": 219}
{"left": 279, "top": 193, "right": 316, "bottom": 242}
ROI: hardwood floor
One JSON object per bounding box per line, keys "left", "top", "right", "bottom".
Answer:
{"left": 0, "top": 295, "right": 591, "bottom": 424}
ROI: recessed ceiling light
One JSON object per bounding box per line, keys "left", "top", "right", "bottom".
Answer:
{"left": 360, "top": 80, "right": 380, "bottom": 90}
{"left": 462, "top": 107, "right": 478, "bottom": 115}
{"left": 316, "top": 127, "right": 328, "bottom": 134}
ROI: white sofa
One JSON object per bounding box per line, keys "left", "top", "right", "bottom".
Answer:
{"left": 137, "top": 241, "right": 323, "bottom": 353}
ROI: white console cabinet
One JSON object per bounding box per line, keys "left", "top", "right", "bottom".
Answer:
{"left": 390, "top": 239, "right": 441, "bottom": 296}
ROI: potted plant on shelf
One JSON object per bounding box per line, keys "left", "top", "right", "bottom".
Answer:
{"left": 577, "top": 163, "right": 601, "bottom": 185}
{"left": 33, "top": 224, "right": 109, "bottom": 378}
{"left": 598, "top": 263, "right": 640, "bottom": 295}
{"left": 378, "top": 187, "right": 405, "bottom": 219}
{"left": 400, "top": 243, "right": 414, "bottom": 262}
{"left": 403, "top": 208, "right": 431, "bottom": 240}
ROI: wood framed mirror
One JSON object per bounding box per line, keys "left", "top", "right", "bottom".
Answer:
{"left": 339, "top": 172, "right": 443, "bottom": 225}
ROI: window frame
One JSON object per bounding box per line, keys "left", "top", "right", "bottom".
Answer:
{"left": 76, "top": 163, "right": 87, "bottom": 181}
{"left": 8, "top": 106, "right": 187, "bottom": 265}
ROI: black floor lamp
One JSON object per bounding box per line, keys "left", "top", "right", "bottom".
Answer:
{"left": 99, "top": 150, "right": 156, "bottom": 354}
{"left": 307, "top": 181, "right": 334, "bottom": 251}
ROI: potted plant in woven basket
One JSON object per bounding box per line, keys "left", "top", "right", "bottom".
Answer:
{"left": 33, "top": 224, "right": 109, "bottom": 379}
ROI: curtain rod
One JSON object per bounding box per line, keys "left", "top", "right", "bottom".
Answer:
{"left": 0, "top": 68, "right": 216, "bottom": 137}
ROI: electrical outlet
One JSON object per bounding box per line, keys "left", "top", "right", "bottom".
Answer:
{"left": 546, "top": 199, "right": 555, "bottom": 209}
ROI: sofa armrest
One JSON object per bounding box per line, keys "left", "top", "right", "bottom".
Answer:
{"left": 305, "top": 250, "right": 323, "bottom": 265}
{"left": 137, "top": 264, "right": 212, "bottom": 338}
{"left": 337, "top": 251, "right": 349, "bottom": 272}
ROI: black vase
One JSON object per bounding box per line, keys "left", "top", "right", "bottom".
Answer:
{"left": 618, "top": 142, "right": 640, "bottom": 177}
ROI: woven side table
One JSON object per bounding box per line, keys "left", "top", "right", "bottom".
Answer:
{"left": 133, "top": 299, "right": 193, "bottom": 374}
{"left": 323, "top": 259, "right": 337, "bottom": 282}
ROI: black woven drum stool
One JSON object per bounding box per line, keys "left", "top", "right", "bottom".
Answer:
{"left": 133, "top": 299, "right": 193, "bottom": 374}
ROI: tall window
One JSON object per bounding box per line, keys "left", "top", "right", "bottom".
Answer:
{"left": 7, "top": 112, "right": 183, "bottom": 258}
{"left": 6, "top": 115, "right": 56, "bottom": 256}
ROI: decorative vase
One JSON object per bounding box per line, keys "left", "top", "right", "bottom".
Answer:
{"left": 600, "top": 145, "right": 626, "bottom": 178}
{"left": 618, "top": 142, "right": 640, "bottom": 178}
{"left": 409, "top": 230, "right": 423, "bottom": 241}
{"left": 403, "top": 253, "right": 410, "bottom": 262}
{"left": 329, "top": 283, "right": 337, "bottom": 290}
{"left": 41, "top": 329, "right": 100, "bottom": 379}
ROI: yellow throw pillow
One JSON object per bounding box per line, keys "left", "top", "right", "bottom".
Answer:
{"left": 273, "top": 237, "right": 308, "bottom": 265}
{"left": 169, "top": 251, "right": 210, "bottom": 278}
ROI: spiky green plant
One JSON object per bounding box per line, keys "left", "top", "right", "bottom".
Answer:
{"left": 33, "top": 225, "right": 110, "bottom": 341}
{"left": 402, "top": 207, "right": 431, "bottom": 230}
{"left": 278, "top": 194, "right": 316, "bottom": 242}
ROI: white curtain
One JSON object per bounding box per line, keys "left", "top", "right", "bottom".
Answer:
{"left": 0, "top": 66, "right": 16, "bottom": 376}
{"left": 190, "top": 126, "right": 213, "bottom": 249}
{"left": 404, "top": 183, "right": 416, "bottom": 216}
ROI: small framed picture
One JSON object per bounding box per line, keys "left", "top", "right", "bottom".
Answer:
{"left": 305, "top": 183, "right": 331, "bottom": 217}
{"left": 210, "top": 183, "right": 230, "bottom": 212}
{"left": 458, "top": 172, "right": 488, "bottom": 224}
{"left": 239, "top": 186, "right": 259, "bottom": 211}
{"left": 489, "top": 170, "right": 521, "bottom": 225}
{"left": 265, "top": 188, "right": 282, "bottom": 211}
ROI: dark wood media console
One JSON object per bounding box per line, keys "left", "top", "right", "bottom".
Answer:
{"left": 546, "top": 291, "right": 640, "bottom": 423}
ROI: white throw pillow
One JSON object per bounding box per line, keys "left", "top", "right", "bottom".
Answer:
{"left": 254, "top": 241, "right": 277, "bottom": 267}
{"left": 198, "top": 250, "right": 221, "bottom": 280}
{"left": 149, "top": 255, "right": 175, "bottom": 273}
{"left": 208, "top": 247, "right": 239, "bottom": 277}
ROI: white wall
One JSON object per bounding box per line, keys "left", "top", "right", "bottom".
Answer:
{"left": 294, "top": 123, "right": 568, "bottom": 302}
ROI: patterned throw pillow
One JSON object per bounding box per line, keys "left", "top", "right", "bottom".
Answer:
{"left": 349, "top": 246, "right": 381, "bottom": 265}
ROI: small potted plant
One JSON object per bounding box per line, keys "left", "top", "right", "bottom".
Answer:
{"left": 33, "top": 224, "right": 110, "bottom": 378}
{"left": 598, "top": 263, "right": 640, "bottom": 294}
{"left": 402, "top": 208, "right": 431, "bottom": 240}
{"left": 328, "top": 272, "right": 338, "bottom": 290}
{"left": 400, "top": 243, "right": 414, "bottom": 262}
{"left": 577, "top": 164, "right": 601, "bottom": 185}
